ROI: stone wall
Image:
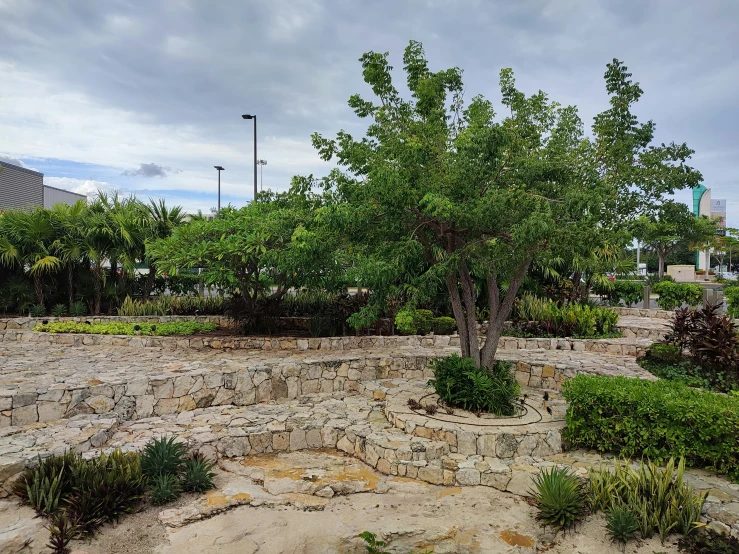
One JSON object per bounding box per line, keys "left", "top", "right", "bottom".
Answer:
{"left": 609, "top": 307, "right": 674, "bottom": 319}
{"left": 0, "top": 327, "right": 656, "bottom": 353}
{"left": 0, "top": 315, "right": 230, "bottom": 330}
{"left": 0, "top": 352, "right": 590, "bottom": 427}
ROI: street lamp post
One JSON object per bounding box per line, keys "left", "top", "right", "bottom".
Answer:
{"left": 214, "top": 166, "right": 224, "bottom": 213}
{"left": 257, "top": 159, "right": 267, "bottom": 191}
{"left": 241, "top": 114, "right": 258, "bottom": 201}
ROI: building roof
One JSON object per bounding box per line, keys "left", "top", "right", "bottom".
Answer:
{"left": 43, "top": 184, "right": 86, "bottom": 199}
{"left": 0, "top": 160, "right": 44, "bottom": 177}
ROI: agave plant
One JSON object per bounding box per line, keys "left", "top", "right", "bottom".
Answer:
{"left": 182, "top": 454, "right": 217, "bottom": 493}
{"left": 606, "top": 505, "right": 639, "bottom": 548}
{"left": 150, "top": 473, "right": 182, "bottom": 506}
{"left": 141, "top": 436, "right": 188, "bottom": 480}
{"left": 529, "top": 467, "right": 585, "bottom": 531}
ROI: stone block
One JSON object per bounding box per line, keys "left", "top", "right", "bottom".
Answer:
{"left": 495, "top": 433, "right": 518, "bottom": 459}
{"left": 11, "top": 404, "right": 38, "bottom": 426}
{"left": 417, "top": 465, "right": 444, "bottom": 485}
{"left": 456, "top": 468, "right": 481, "bottom": 486}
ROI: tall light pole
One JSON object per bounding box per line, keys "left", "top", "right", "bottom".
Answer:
{"left": 241, "top": 114, "right": 257, "bottom": 201}
{"left": 214, "top": 166, "right": 224, "bottom": 213}
{"left": 257, "top": 159, "right": 267, "bottom": 191}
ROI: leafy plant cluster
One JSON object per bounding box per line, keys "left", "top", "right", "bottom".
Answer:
{"left": 562, "top": 374, "right": 739, "bottom": 479}
{"left": 429, "top": 355, "right": 520, "bottom": 415}
{"left": 34, "top": 321, "right": 218, "bottom": 336}
{"left": 530, "top": 458, "right": 706, "bottom": 548}
{"left": 652, "top": 281, "right": 703, "bottom": 310}
{"left": 512, "top": 294, "right": 620, "bottom": 338}
{"left": 117, "top": 295, "right": 226, "bottom": 316}
{"left": 14, "top": 438, "right": 216, "bottom": 553}
{"left": 0, "top": 196, "right": 186, "bottom": 317}
{"left": 637, "top": 344, "right": 711, "bottom": 390}
{"left": 394, "top": 309, "right": 457, "bottom": 335}
{"left": 678, "top": 527, "right": 739, "bottom": 553}
{"left": 657, "top": 304, "right": 739, "bottom": 392}
{"left": 588, "top": 458, "right": 706, "bottom": 545}
{"left": 593, "top": 280, "right": 644, "bottom": 307}
{"left": 14, "top": 450, "right": 146, "bottom": 552}
{"left": 722, "top": 284, "right": 739, "bottom": 318}
{"left": 354, "top": 531, "right": 431, "bottom": 554}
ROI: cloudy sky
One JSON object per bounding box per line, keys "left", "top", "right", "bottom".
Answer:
{"left": 0, "top": 0, "right": 737, "bottom": 219}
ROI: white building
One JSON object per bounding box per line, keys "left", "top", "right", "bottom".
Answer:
{"left": 0, "top": 160, "right": 86, "bottom": 210}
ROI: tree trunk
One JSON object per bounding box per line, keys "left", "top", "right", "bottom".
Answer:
{"left": 658, "top": 249, "right": 665, "bottom": 278}
{"left": 445, "top": 258, "right": 532, "bottom": 368}
{"left": 33, "top": 274, "right": 44, "bottom": 307}
{"left": 67, "top": 263, "right": 75, "bottom": 309}
{"left": 144, "top": 264, "right": 156, "bottom": 298}
{"left": 92, "top": 267, "right": 103, "bottom": 315}
{"left": 479, "top": 259, "right": 532, "bottom": 368}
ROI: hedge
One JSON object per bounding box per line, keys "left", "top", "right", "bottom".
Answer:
{"left": 651, "top": 281, "right": 703, "bottom": 310}
{"left": 562, "top": 375, "right": 739, "bottom": 479}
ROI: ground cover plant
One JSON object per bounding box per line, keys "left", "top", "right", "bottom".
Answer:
{"left": 13, "top": 437, "right": 215, "bottom": 551}
{"left": 429, "top": 354, "right": 519, "bottom": 415}
{"left": 678, "top": 527, "right": 739, "bottom": 553}
{"left": 562, "top": 375, "right": 739, "bottom": 479}
{"left": 34, "top": 321, "right": 218, "bottom": 336}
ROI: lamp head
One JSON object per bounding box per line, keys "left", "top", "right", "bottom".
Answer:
{"left": 214, "top": 165, "right": 224, "bottom": 171}
{"left": 241, "top": 114, "right": 254, "bottom": 119}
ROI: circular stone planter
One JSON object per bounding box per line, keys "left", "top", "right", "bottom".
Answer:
{"left": 383, "top": 381, "right": 566, "bottom": 460}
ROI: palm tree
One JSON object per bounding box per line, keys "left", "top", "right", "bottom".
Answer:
{"left": 143, "top": 199, "right": 184, "bottom": 297}
{"left": 49, "top": 200, "right": 87, "bottom": 309}
{"left": 0, "top": 208, "right": 62, "bottom": 307}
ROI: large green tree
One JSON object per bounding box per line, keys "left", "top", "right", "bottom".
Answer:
{"left": 306, "top": 42, "right": 701, "bottom": 367}
{"left": 147, "top": 192, "right": 339, "bottom": 325}
{"left": 632, "top": 201, "right": 717, "bottom": 277}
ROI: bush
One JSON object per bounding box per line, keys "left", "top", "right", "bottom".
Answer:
{"left": 29, "top": 303, "right": 45, "bottom": 317}
{"left": 394, "top": 309, "right": 434, "bottom": 335}
{"left": 589, "top": 458, "right": 706, "bottom": 543}
{"left": 14, "top": 449, "right": 145, "bottom": 537}
{"left": 562, "top": 375, "right": 739, "bottom": 479}
{"left": 34, "top": 321, "right": 218, "bottom": 336}
{"left": 646, "top": 274, "right": 674, "bottom": 288}
{"left": 429, "top": 355, "right": 519, "bottom": 415}
{"left": 724, "top": 285, "right": 739, "bottom": 318}
{"left": 652, "top": 281, "right": 703, "bottom": 310}
{"left": 512, "top": 295, "right": 621, "bottom": 338}
{"left": 51, "top": 304, "right": 68, "bottom": 317}
{"left": 661, "top": 304, "right": 739, "bottom": 391}
{"left": 117, "top": 295, "right": 225, "bottom": 317}
{"left": 678, "top": 527, "right": 739, "bottom": 553}
{"left": 594, "top": 281, "right": 643, "bottom": 307}
{"left": 150, "top": 473, "right": 182, "bottom": 506}
{"left": 645, "top": 342, "right": 683, "bottom": 364}
{"left": 529, "top": 467, "right": 585, "bottom": 531}
{"left": 432, "top": 316, "right": 457, "bottom": 335}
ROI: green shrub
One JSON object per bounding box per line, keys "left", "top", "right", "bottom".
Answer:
{"left": 150, "top": 473, "right": 182, "bottom": 506}
{"left": 678, "top": 527, "right": 739, "bottom": 553}
{"left": 432, "top": 316, "right": 457, "bottom": 335}
{"left": 562, "top": 375, "right": 739, "bottom": 479}
{"left": 182, "top": 454, "right": 216, "bottom": 493}
{"left": 141, "top": 436, "right": 188, "bottom": 480}
{"left": 646, "top": 274, "right": 675, "bottom": 288}
{"left": 13, "top": 449, "right": 144, "bottom": 538}
{"left": 725, "top": 285, "right": 739, "bottom": 318}
{"left": 429, "top": 355, "right": 519, "bottom": 415}
{"left": 594, "top": 281, "right": 644, "bottom": 307}
{"left": 394, "top": 309, "right": 434, "bottom": 335}
{"left": 652, "top": 281, "right": 703, "bottom": 310}
{"left": 513, "top": 296, "right": 620, "bottom": 338}
{"left": 29, "top": 303, "right": 45, "bottom": 317}
{"left": 645, "top": 343, "right": 683, "bottom": 364}
{"left": 117, "top": 295, "right": 226, "bottom": 317}
{"left": 69, "top": 301, "right": 87, "bottom": 317}
{"left": 529, "top": 467, "right": 585, "bottom": 531}
{"left": 34, "top": 321, "right": 217, "bottom": 336}
{"left": 588, "top": 458, "right": 705, "bottom": 543}
{"left": 606, "top": 505, "right": 639, "bottom": 546}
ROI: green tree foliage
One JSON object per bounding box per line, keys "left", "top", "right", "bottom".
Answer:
{"left": 304, "top": 42, "right": 699, "bottom": 367}
{"left": 147, "top": 192, "right": 340, "bottom": 326}
{"left": 632, "top": 201, "right": 717, "bottom": 277}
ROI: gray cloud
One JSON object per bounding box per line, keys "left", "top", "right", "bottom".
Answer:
{"left": 0, "top": 0, "right": 737, "bottom": 217}
{"left": 122, "top": 163, "right": 180, "bottom": 178}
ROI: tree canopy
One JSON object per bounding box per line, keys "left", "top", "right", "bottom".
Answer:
{"left": 303, "top": 41, "right": 702, "bottom": 367}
